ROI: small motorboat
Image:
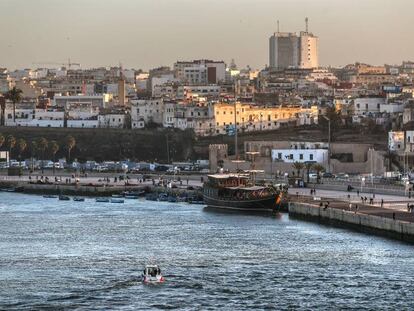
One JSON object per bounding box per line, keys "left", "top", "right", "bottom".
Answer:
{"left": 43, "top": 195, "right": 57, "bottom": 199}
{"left": 112, "top": 194, "right": 123, "bottom": 198}
{"left": 58, "top": 195, "right": 70, "bottom": 201}
{"left": 110, "top": 198, "right": 124, "bottom": 204}
{"left": 96, "top": 198, "right": 110, "bottom": 203}
{"left": 142, "top": 265, "right": 165, "bottom": 284}
{"left": 73, "top": 197, "right": 85, "bottom": 202}
{"left": 145, "top": 193, "right": 158, "bottom": 201}
{"left": 125, "top": 195, "right": 138, "bottom": 199}
{"left": 158, "top": 193, "right": 169, "bottom": 202}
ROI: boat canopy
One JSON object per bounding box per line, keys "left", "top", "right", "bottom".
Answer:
{"left": 207, "top": 174, "right": 249, "bottom": 179}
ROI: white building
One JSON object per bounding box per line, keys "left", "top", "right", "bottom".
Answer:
{"left": 271, "top": 149, "right": 328, "bottom": 163}
{"left": 388, "top": 131, "right": 405, "bottom": 151}
{"left": 269, "top": 26, "right": 318, "bottom": 70}
{"left": 98, "top": 113, "right": 126, "bottom": 128}
{"left": 174, "top": 60, "right": 226, "bottom": 84}
{"left": 177, "top": 85, "right": 221, "bottom": 100}
{"left": 353, "top": 97, "right": 386, "bottom": 116}
{"left": 4, "top": 102, "right": 35, "bottom": 127}
{"left": 130, "top": 98, "right": 164, "bottom": 128}
{"left": 54, "top": 95, "right": 105, "bottom": 109}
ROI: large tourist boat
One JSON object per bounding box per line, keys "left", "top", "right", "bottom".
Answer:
{"left": 203, "top": 173, "right": 283, "bottom": 213}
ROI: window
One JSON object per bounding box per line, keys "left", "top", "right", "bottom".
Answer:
{"left": 310, "top": 154, "right": 314, "bottom": 160}
{"left": 299, "top": 154, "right": 303, "bottom": 160}
{"left": 278, "top": 153, "right": 282, "bottom": 159}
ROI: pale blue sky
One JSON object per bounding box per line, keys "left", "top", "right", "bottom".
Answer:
{"left": 0, "top": 0, "right": 412, "bottom": 70}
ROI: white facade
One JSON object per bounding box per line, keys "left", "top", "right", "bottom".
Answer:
{"left": 353, "top": 97, "right": 386, "bottom": 116}
{"left": 174, "top": 60, "right": 226, "bottom": 84}
{"left": 98, "top": 114, "right": 126, "bottom": 128}
{"left": 271, "top": 149, "right": 328, "bottom": 163}
{"left": 269, "top": 31, "right": 318, "bottom": 69}
{"left": 54, "top": 95, "right": 105, "bottom": 109}
{"left": 67, "top": 120, "right": 99, "bottom": 128}
{"left": 388, "top": 131, "right": 405, "bottom": 151}
{"left": 177, "top": 85, "right": 221, "bottom": 99}
{"left": 130, "top": 99, "right": 164, "bottom": 128}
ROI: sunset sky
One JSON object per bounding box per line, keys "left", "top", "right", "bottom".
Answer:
{"left": 0, "top": 0, "right": 412, "bottom": 70}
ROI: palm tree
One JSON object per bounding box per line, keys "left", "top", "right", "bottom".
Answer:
{"left": 5, "top": 87, "right": 23, "bottom": 122}
{"left": 304, "top": 162, "right": 314, "bottom": 183}
{"left": 17, "top": 138, "right": 27, "bottom": 167}
{"left": 6, "top": 135, "right": 16, "bottom": 167}
{"left": 0, "top": 133, "right": 4, "bottom": 149}
{"left": 37, "top": 137, "right": 48, "bottom": 174}
{"left": 292, "top": 161, "right": 304, "bottom": 178}
{"left": 312, "top": 164, "right": 325, "bottom": 184}
{"left": 30, "top": 140, "right": 38, "bottom": 172}
{"left": 65, "top": 135, "right": 76, "bottom": 163}
{"left": 49, "top": 140, "right": 59, "bottom": 175}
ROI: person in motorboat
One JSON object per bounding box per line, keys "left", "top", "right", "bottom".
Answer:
{"left": 142, "top": 265, "right": 165, "bottom": 284}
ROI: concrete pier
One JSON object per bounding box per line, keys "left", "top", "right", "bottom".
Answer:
{"left": 289, "top": 200, "right": 414, "bottom": 244}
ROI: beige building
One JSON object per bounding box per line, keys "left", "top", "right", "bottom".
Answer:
{"left": 213, "top": 102, "right": 318, "bottom": 135}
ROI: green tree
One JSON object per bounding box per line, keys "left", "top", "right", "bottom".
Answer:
{"left": 292, "top": 161, "right": 304, "bottom": 178}
{"left": 30, "top": 140, "right": 38, "bottom": 172}
{"left": 304, "top": 162, "right": 314, "bottom": 183}
{"left": 312, "top": 164, "right": 325, "bottom": 184}
{"left": 6, "top": 135, "right": 16, "bottom": 166}
{"left": 49, "top": 140, "right": 59, "bottom": 175}
{"left": 65, "top": 135, "right": 76, "bottom": 163}
{"left": 0, "top": 133, "right": 4, "bottom": 149}
{"left": 37, "top": 137, "right": 48, "bottom": 174}
{"left": 17, "top": 138, "right": 27, "bottom": 166}
{"left": 5, "top": 87, "right": 23, "bottom": 122}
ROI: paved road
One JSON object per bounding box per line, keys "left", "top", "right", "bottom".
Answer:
{"left": 289, "top": 187, "right": 414, "bottom": 212}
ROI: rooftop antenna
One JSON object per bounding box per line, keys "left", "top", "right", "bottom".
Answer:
{"left": 277, "top": 20, "right": 280, "bottom": 33}
{"left": 305, "top": 17, "right": 309, "bottom": 33}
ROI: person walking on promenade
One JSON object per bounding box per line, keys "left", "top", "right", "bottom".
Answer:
{"left": 361, "top": 196, "right": 364, "bottom": 203}
{"left": 381, "top": 199, "right": 384, "bottom": 208}
{"left": 408, "top": 203, "right": 410, "bottom": 212}
{"left": 369, "top": 197, "right": 373, "bottom": 205}
{"left": 393, "top": 212, "right": 396, "bottom": 220}
{"left": 349, "top": 203, "right": 352, "bottom": 211}
{"left": 357, "top": 190, "right": 360, "bottom": 197}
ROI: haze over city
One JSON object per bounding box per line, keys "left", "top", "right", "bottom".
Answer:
{"left": 1, "top": 0, "right": 413, "bottom": 70}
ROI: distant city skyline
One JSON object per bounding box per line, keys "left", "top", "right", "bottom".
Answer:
{"left": 0, "top": 0, "right": 413, "bottom": 70}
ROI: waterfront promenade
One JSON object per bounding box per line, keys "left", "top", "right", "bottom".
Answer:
{"left": 288, "top": 187, "right": 414, "bottom": 243}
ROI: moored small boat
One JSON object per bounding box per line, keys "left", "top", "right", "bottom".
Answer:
{"left": 125, "top": 195, "right": 138, "bottom": 199}
{"left": 145, "top": 193, "right": 158, "bottom": 201}
{"left": 73, "top": 197, "right": 85, "bottom": 202}
{"left": 158, "top": 193, "right": 169, "bottom": 202}
{"left": 110, "top": 198, "right": 124, "bottom": 203}
{"left": 58, "top": 195, "right": 70, "bottom": 201}
{"left": 43, "top": 195, "right": 57, "bottom": 199}
{"left": 96, "top": 198, "right": 110, "bottom": 203}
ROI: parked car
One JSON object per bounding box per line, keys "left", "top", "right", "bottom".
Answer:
{"left": 322, "top": 172, "right": 334, "bottom": 178}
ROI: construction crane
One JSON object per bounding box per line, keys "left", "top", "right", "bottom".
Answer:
{"left": 32, "top": 58, "right": 81, "bottom": 69}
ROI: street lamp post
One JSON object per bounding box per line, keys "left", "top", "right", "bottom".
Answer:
{"left": 323, "top": 116, "right": 331, "bottom": 173}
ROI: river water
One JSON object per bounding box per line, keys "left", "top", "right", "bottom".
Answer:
{"left": 0, "top": 192, "right": 413, "bottom": 310}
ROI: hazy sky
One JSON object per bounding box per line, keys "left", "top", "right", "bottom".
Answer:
{"left": 0, "top": 0, "right": 413, "bottom": 70}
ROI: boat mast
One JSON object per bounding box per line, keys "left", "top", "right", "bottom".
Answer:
{"left": 234, "top": 101, "right": 238, "bottom": 159}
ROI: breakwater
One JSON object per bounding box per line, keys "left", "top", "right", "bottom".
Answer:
{"left": 0, "top": 179, "right": 202, "bottom": 198}
{"left": 289, "top": 201, "right": 414, "bottom": 243}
